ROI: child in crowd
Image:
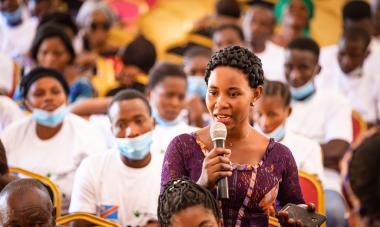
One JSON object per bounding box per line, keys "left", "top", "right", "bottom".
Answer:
{"left": 183, "top": 47, "right": 212, "bottom": 127}
{"left": 212, "top": 23, "right": 245, "bottom": 52}
{"left": 147, "top": 62, "right": 197, "bottom": 154}
{"left": 158, "top": 178, "right": 221, "bottom": 227}
{"left": 69, "top": 90, "right": 161, "bottom": 226}
{"left": 1, "top": 67, "right": 107, "bottom": 211}
{"left": 284, "top": 37, "right": 352, "bottom": 227}
{"left": 242, "top": 2, "right": 285, "bottom": 82}
{"left": 253, "top": 80, "right": 324, "bottom": 181}
{"left": 318, "top": 27, "right": 380, "bottom": 126}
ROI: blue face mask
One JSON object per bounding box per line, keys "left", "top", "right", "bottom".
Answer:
{"left": 1, "top": 6, "right": 23, "bottom": 27}
{"left": 32, "top": 105, "right": 68, "bottom": 127}
{"left": 187, "top": 76, "right": 207, "bottom": 99}
{"left": 116, "top": 130, "right": 153, "bottom": 160}
{"left": 290, "top": 80, "right": 316, "bottom": 101}
{"left": 152, "top": 108, "right": 182, "bottom": 127}
{"left": 267, "top": 124, "right": 286, "bottom": 142}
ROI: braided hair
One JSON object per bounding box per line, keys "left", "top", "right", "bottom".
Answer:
{"left": 204, "top": 46, "right": 264, "bottom": 88}
{"left": 158, "top": 178, "right": 220, "bottom": 226}
{"left": 262, "top": 80, "right": 291, "bottom": 107}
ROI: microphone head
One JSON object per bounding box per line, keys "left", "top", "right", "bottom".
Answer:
{"left": 210, "top": 122, "right": 227, "bottom": 141}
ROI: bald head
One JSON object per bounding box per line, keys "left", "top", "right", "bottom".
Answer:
{"left": 0, "top": 179, "right": 55, "bottom": 227}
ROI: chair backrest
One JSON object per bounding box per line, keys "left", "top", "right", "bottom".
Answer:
{"left": 269, "top": 216, "right": 280, "bottom": 227}
{"left": 352, "top": 110, "right": 368, "bottom": 143}
{"left": 56, "top": 212, "right": 121, "bottom": 227}
{"left": 298, "top": 170, "right": 325, "bottom": 215}
{"left": 9, "top": 167, "right": 62, "bottom": 217}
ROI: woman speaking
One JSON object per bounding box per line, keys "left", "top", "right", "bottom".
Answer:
{"left": 161, "top": 46, "right": 305, "bottom": 226}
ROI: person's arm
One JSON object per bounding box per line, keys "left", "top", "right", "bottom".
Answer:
{"left": 69, "top": 158, "right": 98, "bottom": 227}
{"left": 321, "top": 139, "right": 350, "bottom": 171}
{"left": 69, "top": 97, "right": 112, "bottom": 116}
{"left": 277, "top": 146, "right": 305, "bottom": 207}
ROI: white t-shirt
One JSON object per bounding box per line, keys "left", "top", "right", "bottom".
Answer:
{"left": 152, "top": 122, "right": 197, "bottom": 154}
{"left": 88, "top": 114, "right": 115, "bottom": 148}
{"left": 0, "top": 113, "right": 107, "bottom": 210}
{"left": 0, "top": 53, "right": 15, "bottom": 94}
{"left": 255, "top": 41, "right": 285, "bottom": 82}
{"left": 286, "top": 90, "right": 353, "bottom": 144}
{"left": 0, "top": 17, "right": 37, "bottom": 60}
{"left": 0, "top": 96, "right": 24, "bottom": 133}
{"left": 281, "top": 131, "right": 324, "bottom": 184}
{"left": 69, "top": 148, "right": 163, "bottom": 226}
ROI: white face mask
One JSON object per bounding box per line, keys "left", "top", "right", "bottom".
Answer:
{"left": 346, "top": 66, "right": 363, "bottom": 78}
{"left": 254, "top": 123, "right": 286, "bottom": 142}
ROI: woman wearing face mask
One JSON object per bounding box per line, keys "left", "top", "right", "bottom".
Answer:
{"left": 161, "top": 46, "right": 313, "bottom": 226}
{"left": 252, "top": 80, "right": 324, "bottom": 182}
{"left": 147, "top": 62, "right": 197, "bottom": 154}
{"left": 69, "top": 90, "right": 161, "bottom": 226}
{"left": 0, "top": 67, "right": 107, "bottom": 212}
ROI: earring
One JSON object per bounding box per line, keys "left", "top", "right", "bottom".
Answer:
{"left": 250, "top": 102, "right": 254, "bottom": 107}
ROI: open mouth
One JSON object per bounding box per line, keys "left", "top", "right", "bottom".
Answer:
{"left": 214, "top": 114, "right": 232, "bottom": 125}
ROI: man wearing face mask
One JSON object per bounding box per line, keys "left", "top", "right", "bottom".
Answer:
{"left": 0, "top": 0, "right": 37, "bottom": 60}
{"left": 284, "top": 37, "right": 352, "bottom": 227}
{"left": 69, "top": 90, "right": 161, "bottom": 227}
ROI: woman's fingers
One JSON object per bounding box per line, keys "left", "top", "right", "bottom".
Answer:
{"left": 206, "top": 148, "right": 231, "bottom": 159}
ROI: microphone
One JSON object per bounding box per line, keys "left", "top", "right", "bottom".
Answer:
{"left": 210, "top": 122, "right": 229, "bottom": 199}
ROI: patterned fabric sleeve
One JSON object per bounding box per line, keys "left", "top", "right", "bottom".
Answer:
{"left": 277, "top": 144, "right": 305, "bottom": 207}
{"left": 160, "top": 135, "right": 187, "bottom": 192}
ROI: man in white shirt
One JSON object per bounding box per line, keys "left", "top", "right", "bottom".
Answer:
{"left": 70, "top": 90, "right": 161, "bottom": 227}
{"left": 284, "top": 37, "right": 352, "bottom": 227}
{"left": 0, "top": 0, "right": 37, "bottom": 61}
{"left": 242, "top": 2, "right": 285, "bottom": 82}
{"left": 319, "top": 27, "right": 380, "bottom": 126}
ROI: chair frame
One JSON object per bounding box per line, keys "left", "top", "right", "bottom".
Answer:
{"left": 298, "top": 170, "right": 326, "bottom": 215}
{"left": 56, "top": 212, "right": 121, "bottom": 227}
{"left": 9, "top": 167, "right": 62, "bottom": 217}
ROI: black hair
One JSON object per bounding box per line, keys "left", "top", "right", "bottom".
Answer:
{"left": 343, "top": 0, "right": 372, "bottom": 21}
{"left": 0, "top": 139, "right": 8, "bottom": 175}
{"left": 247, "top": 0, "right": 275, "bottom": 9}
{"left": 38, "top": 12, "right": 78, "bottom": 36}
{"left": 349, "top": 133, "right": 380, "bottom": 220}
{"left": 213, "top": 23, "right": 244, "bottom": 41}
{"left": 216, "top": 0, "right": 241, "bottom": 18}
{"left": 262, "top": 80, "right": 291, "bottom": 107}
{"left": 108, "top": 89, "right": 152, "bottom": 116}
{"left": 147, "top": 62, "right": 187, "bottom": 90}
{"left": 287, "top": 37, "right": 320, "bottom": 61}
{"left": 0, "top": 179, "right": 53, "bottom": 210}
{"left": 120, "top": 35, "right": 157, "bottom": 74}
{"left": 204, "top": 45, "right": 264, "bottom": 88}
{"left": 158, "top": 178, "right": 220, "bottom": 226}
{"left": 30, "top": 23, "right": 76, "bottom": 64}
{"left": 341, "top": 26, "right": 371, "bottom": 50}
{"left": 184, "top": 46, "right": 213, "bottom": 61}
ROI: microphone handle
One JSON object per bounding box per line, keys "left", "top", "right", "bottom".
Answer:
{"left": 213, "top": 139, "right": 229, "bottom": 199}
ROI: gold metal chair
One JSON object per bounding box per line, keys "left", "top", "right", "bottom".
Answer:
{"left": 56, "top": 212, "right": 121, "bottom": 227}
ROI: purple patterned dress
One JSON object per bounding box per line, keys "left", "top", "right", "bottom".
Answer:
{"left": 161, "top": 133, "right": 304, "bottom": 227}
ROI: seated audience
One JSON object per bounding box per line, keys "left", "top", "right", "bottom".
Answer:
{"left": 284, "top": 37, "right": 352, "bottom": 227}
{"left": 69, "top": 90, "right": 161, "bottom": 226}
{"left": 106, "top": 35, "right": 157, "bottom": 96}
{"left": 0, "top": 95, "right": 24, "bottom": 133}
{"left": 0, "top": 53, "right": 19, "bottom": 97}
{"left": 0, "top": 0, "right": 38, "bottom": 61}
{"left": 318, "top": 27, "right": 380, "bottom": 126}
{"left": 1, "top": 67, "right": 107, "bottom": 211}
{"left": 349, "top": 132, "right": 380, "bottom": 227}
{"left": 158, "top": 178, "right": 221, "bottom": 227}
{"left": 0, "top": 139, "right": 17, "bottom": 191}
{"left": 253, "top": 80, "right": 324, "bottom": 181}
{"left": 212, "top": 23, "right": 245, "bottom": 52}
{"left": 147, "top": 62, "right": 197, "bottom": 154}
{"left": 0, "top": 178, "right": 56, "bottom": 227}
{"left": 242, "top": 2, "right": 285, "bottom": 81}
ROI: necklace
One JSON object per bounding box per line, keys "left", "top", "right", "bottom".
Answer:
{"left": 225, "top": 129, "right": 251, "bottom": 148}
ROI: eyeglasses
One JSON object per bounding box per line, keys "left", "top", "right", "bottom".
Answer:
{"left": 89, "top": 22, "right": 111, "bottom": 31}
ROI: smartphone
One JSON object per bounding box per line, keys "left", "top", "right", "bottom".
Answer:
{"left": 280, "top": 203, "right": 326, "bottom": 227}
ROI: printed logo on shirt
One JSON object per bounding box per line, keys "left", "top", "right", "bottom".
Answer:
{"left": 97, "top": 205, "right": 119, "bottom": 220}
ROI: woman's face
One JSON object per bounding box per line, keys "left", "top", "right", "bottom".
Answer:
{"left": 37, "top": 37, "right": 71, "bottom": 72}
{"left": 26, "top": 77, "right": 67, "bottom": 112}
{"left": 150, "top": 77, "right": 187, "bottom": 121}
{"left": 206, "top": 66, "right": 261, "bottom": 130}
{"left": 84, "top": 10, "right": 110, "bottom": 50}
{"left": 253, "top": 96, "right": 290, "bottom": 134}
{"left": 170, "top": 205, "right": 220, "bottom": 227}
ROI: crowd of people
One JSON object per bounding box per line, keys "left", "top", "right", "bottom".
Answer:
{"left": 0, "top": 0, "right": 380, "bottom": 226}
